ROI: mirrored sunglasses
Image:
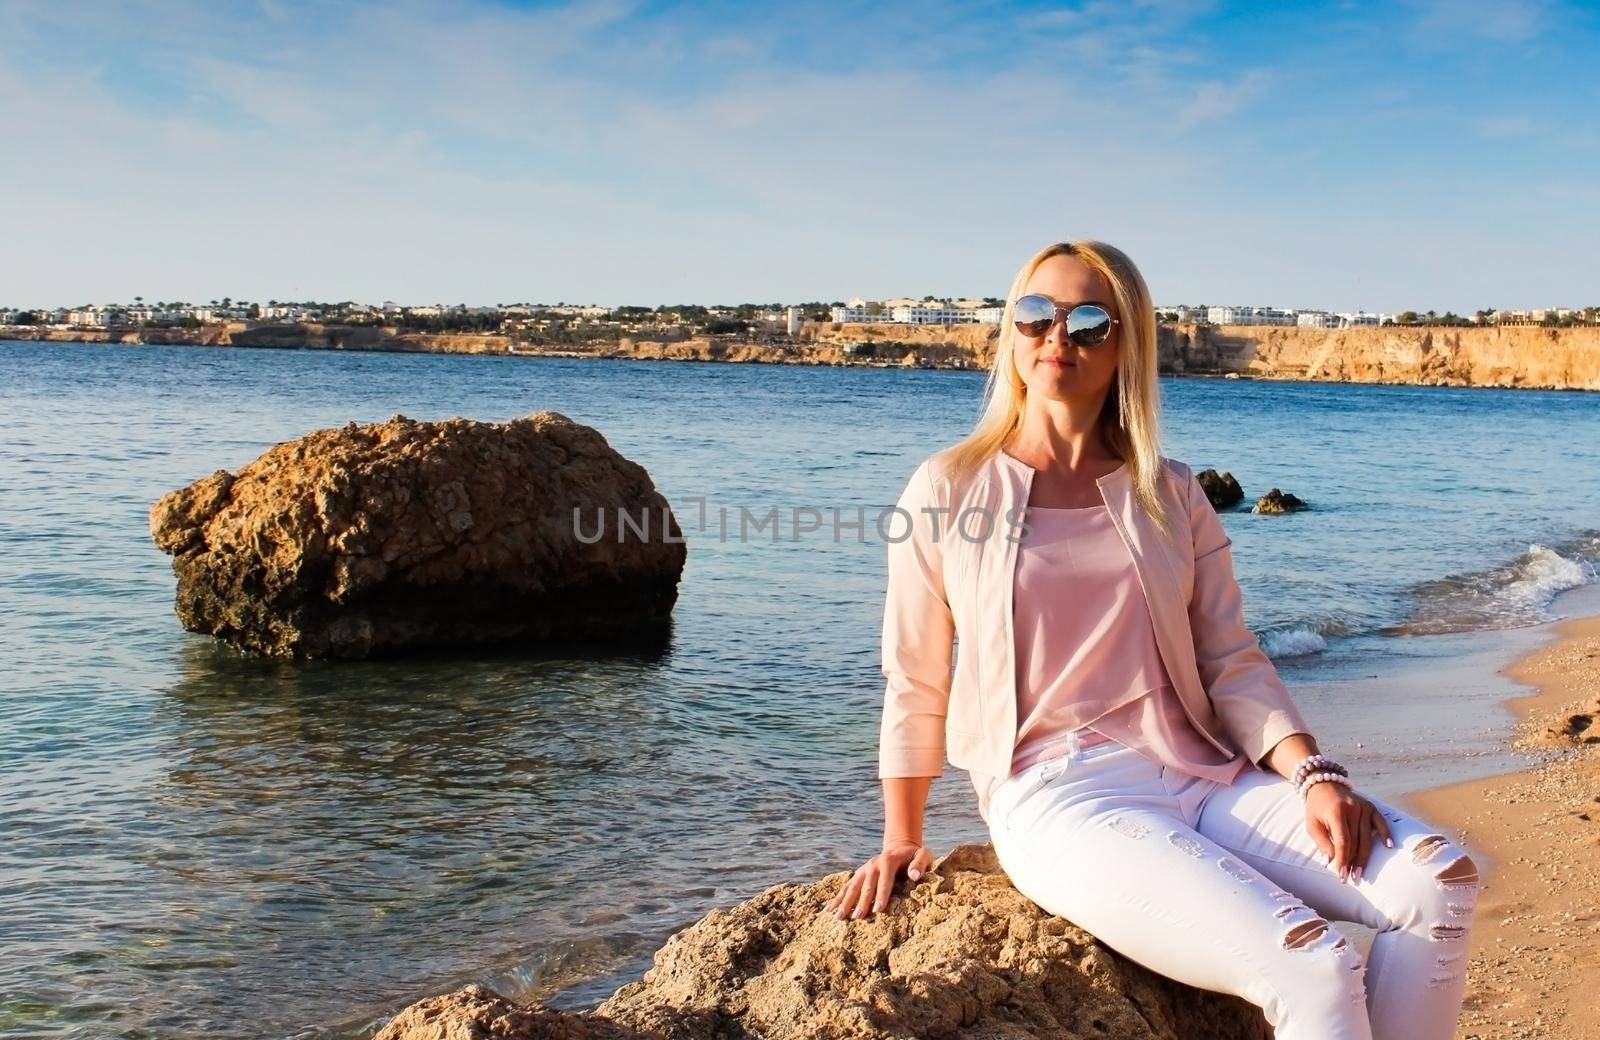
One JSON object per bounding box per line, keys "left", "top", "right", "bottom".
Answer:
{"left": 1012, "top": 294, "right": 1120, "bottom": 346}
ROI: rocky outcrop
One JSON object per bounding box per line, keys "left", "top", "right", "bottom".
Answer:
{"left": 1253, "top": 489, "right": 1307, "bottom": 515}
{"left": 149, "top": 411, "right": 685, "bottom": 659}
{"left": 0, "top": 323, "right": 241, "bottom": 345}
{"left": 227, "top": 323, "right": 511, "bottom": 353}
{"left": 372, "top": 843, "right": 1270, "bottom": 1040}
{"left": 1195, "top": 469, "right": 1245, "bottom": 510}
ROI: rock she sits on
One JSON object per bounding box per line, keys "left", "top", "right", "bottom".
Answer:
{"left": 149, "top": 411, "right": 685, "bottom": 659}
{"left": 371, "top": 844, "right": 1271, "bottom": 1040}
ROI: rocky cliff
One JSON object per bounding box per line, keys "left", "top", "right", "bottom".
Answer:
{"left": 804, "top": 321, "right": 1600, "bottom": 390}
{"left": 9, "top": 321, "right": 1597, "bottom": 390}
{"left": 1158, "top": 323, "right": 1600, "bottom": 390}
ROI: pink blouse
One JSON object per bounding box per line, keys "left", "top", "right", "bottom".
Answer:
{"left": 975, "top": 500, "right": 1248, "bottom": 822}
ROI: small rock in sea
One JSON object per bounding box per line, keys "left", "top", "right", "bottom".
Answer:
{"left": 1253, "top": 488, "right": 1307, "bottom": 514}
{"left": 149, "top": 410, "right": 686, "bottom": 659}
{"left": 371, "top": 842, "right": 1273, "bottom": 1040}
{"left": 1195, "top": 467, "right": 1245, "bottom": 510}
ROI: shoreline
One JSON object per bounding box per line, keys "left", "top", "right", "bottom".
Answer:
{"left": 1392, "top": 597, "right": 1600, "bottom": 1038}
{"left": 4, "top": 325, "right": 1599, "bottom": 391}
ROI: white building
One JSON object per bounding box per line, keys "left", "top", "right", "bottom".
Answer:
{"left": 890, "top": 304, "right": 969, "bottom": 325}
{"left": 1208, "top": 306, "right": 1295, "bottom": 326}
{"left": 832, "top": 300, "right": 1001, "bottom": 325}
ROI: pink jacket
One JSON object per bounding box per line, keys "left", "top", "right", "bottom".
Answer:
{"left": 877, "top": 446, "right": 1313, "bottom": 801}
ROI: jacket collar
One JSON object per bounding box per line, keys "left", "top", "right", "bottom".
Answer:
{"left": 992, "top": 445, "right": 1133, "bottom": 497}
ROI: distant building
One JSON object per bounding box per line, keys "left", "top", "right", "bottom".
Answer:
{"left": 891, "top": 304, "right": 976, "bottom": 325}
{"left": 832, "top": 300, "right": 1001, "bottom": 325}
{"left": 1208, "top": 306, "right": 1293, "bottom": 326}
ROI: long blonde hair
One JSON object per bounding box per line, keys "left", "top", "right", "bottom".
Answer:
{"left": 941, "top": 240, "right": 1176, "bottom": 537}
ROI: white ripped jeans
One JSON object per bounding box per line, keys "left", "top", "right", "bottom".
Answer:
{"left": 985, "top": 730, "right": 1481, "bottom": 1040}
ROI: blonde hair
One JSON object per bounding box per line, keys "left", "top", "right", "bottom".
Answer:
{"left": 941, "top": 240, "right": 1176, "bottom": 537}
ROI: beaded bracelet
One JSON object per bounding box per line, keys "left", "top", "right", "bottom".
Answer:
{"left": 1298, "top": 771, "right": 1353, "bottom": 799}
{"left": 1290, "top": 754, "right": 1347, "bottom": 788}
{"left": 1291, "top": 753, "right": 1343, "bottom": 781}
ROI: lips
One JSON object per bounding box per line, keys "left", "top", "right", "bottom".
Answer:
{"left": 1040, "top": 357, "right": 1075, "bottom": 367}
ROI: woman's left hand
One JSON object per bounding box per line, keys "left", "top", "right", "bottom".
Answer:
{"left": 1304, "top": 781, "right": 1393, "bottom": 883}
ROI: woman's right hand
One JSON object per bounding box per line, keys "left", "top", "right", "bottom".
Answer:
{"left": 825, "top": 839, "right": 935, "bottom": 920}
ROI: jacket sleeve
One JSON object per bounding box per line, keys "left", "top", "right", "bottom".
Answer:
{"left": 1183, "top": 468, "right": 1313, "bottom": 768}
{"left": 877, "top": 458, "right": 956, "bottom": 779}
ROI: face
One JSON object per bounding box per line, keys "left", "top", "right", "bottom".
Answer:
{"left": 1011, "top": 253, "right": 1121, "bottom": 406}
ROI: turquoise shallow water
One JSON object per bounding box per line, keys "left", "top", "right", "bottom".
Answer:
{"left": 2, "top": 340, "right": 1598, "bottom": 1038}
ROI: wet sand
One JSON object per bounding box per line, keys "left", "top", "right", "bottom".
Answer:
{"left": 1394, "top": 609, "right": 1600, "bottom": 1039}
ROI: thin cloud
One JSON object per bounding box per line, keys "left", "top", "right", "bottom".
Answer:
{"left": 1404, "top": 0, "right": 1555, "bottom": 42}
{"left": 1176, "top": 69, "right": 1270, "bottom": 128}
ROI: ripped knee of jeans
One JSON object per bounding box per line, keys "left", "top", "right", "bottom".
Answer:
{"left": 1412, "top": 834, "right": 1479, "bottom": 891}
{"left": 1278, "top": 902, "right": 1365, "bottom": 1000}
{"left": 1408, "top": 835, "right": 1477, "bottom": 982}
{"left": 1281, "top": 909, "right": 1346, "bottom": 953}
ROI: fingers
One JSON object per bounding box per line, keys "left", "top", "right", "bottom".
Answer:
{"left": 827, "top": 868, "right": 861, "bottom": 917}
{"left": 1329, "top": 811, "right": 1351, "bottom": 882}
{"left": 871, "top": 860, "right": 896, "bottom": 915}
{"left": 851, "top": 866, "right": 879, "bottom": 919}
{"left": 1373, "top": 803, "right": 1394, "bottom": 849}
{"left": 830, "top": 848, "right": 934, "bottom": 921}
{"left": 1351, "top": 805, "right": 1372, "bottom": 883}
{"left": 1307, "top": 813, "right": 1335, "bottom": 864}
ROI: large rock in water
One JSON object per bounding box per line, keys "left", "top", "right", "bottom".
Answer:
{"left": 149, "top": 411, "right": 685, "bottom": 659}
{"left": 372, "top": 843, "right": 1270, "bottom": 1040}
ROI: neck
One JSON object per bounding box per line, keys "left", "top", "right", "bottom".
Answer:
{"left": 1008, "top": 400, "right": 1115, "bottom": 472}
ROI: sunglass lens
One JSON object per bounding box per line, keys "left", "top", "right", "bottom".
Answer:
{"left": 1013, "top": 294, "right": 1054, "bottom": 336}
{"left": 1067, "top": 305, "right": 1113, "bottom": 346}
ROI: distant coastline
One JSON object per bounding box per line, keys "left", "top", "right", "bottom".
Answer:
{"left": 5, "top": 319, "right": 1598, "bottom": 391}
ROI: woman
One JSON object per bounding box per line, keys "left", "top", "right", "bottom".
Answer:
{"left": 826, "top": 241, "right": 1480, "bottom": 1040}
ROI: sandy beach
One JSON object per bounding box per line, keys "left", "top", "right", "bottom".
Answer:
{"left": 1397, "top": 610, "right": 1600, "bottom": 1039}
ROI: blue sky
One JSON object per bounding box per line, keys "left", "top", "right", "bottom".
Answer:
{"left": 2, "top": 0, "right": 1596, "bottom": 312}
